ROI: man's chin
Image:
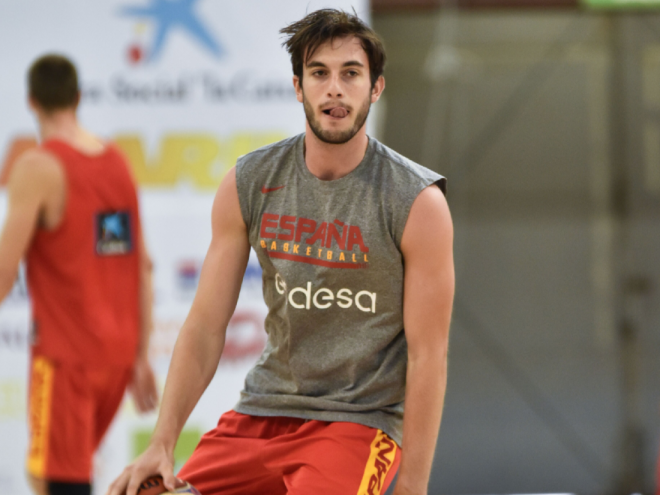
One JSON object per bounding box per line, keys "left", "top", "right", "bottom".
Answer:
{"left": 309, "top": 122, "right": 360, "bottom": 145}
{"left": 314, "top": 131, "right": 356, "bottom": 145}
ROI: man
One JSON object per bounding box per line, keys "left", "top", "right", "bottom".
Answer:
{"left": 109, "top": 9, "right": 453, "bottom": 495}
{"left": 0, "top": 54, "right": 158, "bottom": 495}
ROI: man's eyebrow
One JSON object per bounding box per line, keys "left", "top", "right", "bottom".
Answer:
{"left": 305, "top": 60, "right": 365, "bottom": 69}
{"left": 306, "top": 61, "right": 327, "bottom": 69}
{"left": 342, "top": 60, "right": 365, "bottom": 68}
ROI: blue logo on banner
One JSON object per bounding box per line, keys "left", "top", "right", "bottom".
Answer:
{"left": 120, "top": 0, "right": 223, "bottom": 63}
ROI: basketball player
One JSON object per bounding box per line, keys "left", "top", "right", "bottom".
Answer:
{"left": 0, "top": 54, "right": 159, "bottom": 495}
{"left": 108, "top": 9, "right": 453, "bottom": 495}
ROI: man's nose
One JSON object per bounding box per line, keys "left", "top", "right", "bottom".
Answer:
{"left": 326, "top": 74, "right": 343, "bottom": 98}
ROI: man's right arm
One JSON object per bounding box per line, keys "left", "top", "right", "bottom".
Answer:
{"left": 0, "top": 150, "right": 60, "bottom": 302}
{"left": 107, "top": 167, "right": 250, "bottom": 495}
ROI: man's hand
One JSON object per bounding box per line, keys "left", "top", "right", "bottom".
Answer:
{"left": 106, "top": 442, "right": 178, "bottom": 495}
{"left": 129, "top": 357, "right": 159, "bottom": 413}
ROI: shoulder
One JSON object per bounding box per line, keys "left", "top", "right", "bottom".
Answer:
{"left": 236, "top": 134, "right": 301, "bottom": 172}
{"left": 105, "top": 141, "right": 130, "bottom": 162}
{"left": 9, "top": 147, "right": 62, "bottom": 185}
{"left": 234, "top": 134, "right": 301, "bottom": 205}
{"left": 5, "top": 148, "right": 64, "bottom": 206}
{"left": 214, "top": 166, "right": 239, "bottom": 213}
{"left": 401, "top": 185, "right": 452, "bottom": 257}
{"left": 104, "top": 143, "right": 139, "bottom": 180}
{"left": 212, "top": 167, "right": 248, "bottom": 235}
{"left": 14, "top": 147, "right": 60, "bottom": 169}
{"left": 370, "top": 138, "right": 447, "bottom": 195}
{"left": 411, "top": 185, "right": 450, "bottom": 222}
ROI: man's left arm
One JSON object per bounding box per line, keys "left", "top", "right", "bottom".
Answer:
{"left": 394, "top": 184, "right": 454, "bottom": 495}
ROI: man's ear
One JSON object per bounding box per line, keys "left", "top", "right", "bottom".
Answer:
{"left": 371, "top": 75, "right": 385, "bottom": 104}
{"left": 28, "top": 96, "right": 39, "bottom": 113}
{"left": 293, "top": 75, "right": 303, "bottom": 103}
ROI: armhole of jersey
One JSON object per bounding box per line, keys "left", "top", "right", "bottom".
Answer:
{"left": 37, "top": 146, "right": 70, "bottom": 235}
{"left": 436, "top": 176, "right": 447, "bottom": 196}
{"left": 394, "top": 176, "right": 446, "bottom": 251}
{"left": 234, "top": 158, "right": 252, "bottom": 231}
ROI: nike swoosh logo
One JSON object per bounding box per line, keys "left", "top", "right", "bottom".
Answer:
{"left": 261, "top": 185, "right": 286, "bottom": 194}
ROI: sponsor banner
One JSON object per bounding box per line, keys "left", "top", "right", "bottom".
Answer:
{"left": 0, "top": 0, "right": 367, "bottom": 494}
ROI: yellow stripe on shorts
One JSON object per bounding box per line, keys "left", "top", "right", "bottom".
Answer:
{"left": 27, "top": 356, "right": 54, "bottom": 478}
{"left": 356, "top": 430, "right": 398, "bottom": 495}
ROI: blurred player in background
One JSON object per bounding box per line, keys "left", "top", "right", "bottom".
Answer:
{"left": 110, "top": 8, "right": 453, "bottom": 495}
{"left": 0, "top": 54, "right": 158, "bottom": 495}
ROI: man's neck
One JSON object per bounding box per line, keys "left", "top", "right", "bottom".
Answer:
{"left": 38, "top": 110, "right": 80, "bottom": 143}
{"left": 303, "top": 123, "right": 369, "bottom": 181}
{"left": 37, "top": 110, "right": 104, "bottom": 154}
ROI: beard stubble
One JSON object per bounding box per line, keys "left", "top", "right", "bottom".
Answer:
{"left": 303, "top": 91, "right": 371, "bottom": 145}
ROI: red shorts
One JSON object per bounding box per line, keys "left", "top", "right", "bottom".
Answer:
{"left": 178, "top": 410, "right": 401, "bottom": 495}
{"left": 26, "top": 355, "right": 132, "bottom": 482}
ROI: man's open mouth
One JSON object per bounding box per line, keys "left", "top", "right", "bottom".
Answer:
{"left": 322, "top": 107, "right": 349, "bottom": 118}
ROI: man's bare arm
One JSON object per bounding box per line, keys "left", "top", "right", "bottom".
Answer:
{"left": 107, "top": 167, "right": 251, "bottom": 495}
{"left": 394, "top": 185, "right": 454, "bottom": 495}
{"left": 137, "top": 228, "right": 154, "bottom": 360}
{"left": 0, "top": 151, "right": 61, "bottom": 302}
{"left": 128, "top": 227, "right": 159, "bottom": 413}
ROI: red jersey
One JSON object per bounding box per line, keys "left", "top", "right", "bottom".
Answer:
{"left": 26, "top": 139, "right": 141, "bottom": 367}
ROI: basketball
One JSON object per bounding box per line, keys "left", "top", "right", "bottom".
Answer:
{"left": 135, "top": 475, "right": 201, "bottom": 495}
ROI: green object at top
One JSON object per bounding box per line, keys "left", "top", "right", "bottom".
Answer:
{"left": 583, "top": 0, "right": 660, "bottom": 8}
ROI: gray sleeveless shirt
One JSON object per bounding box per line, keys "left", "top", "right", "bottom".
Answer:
{"left": 234, "top": 133, "right": 445, "bottom": 446}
